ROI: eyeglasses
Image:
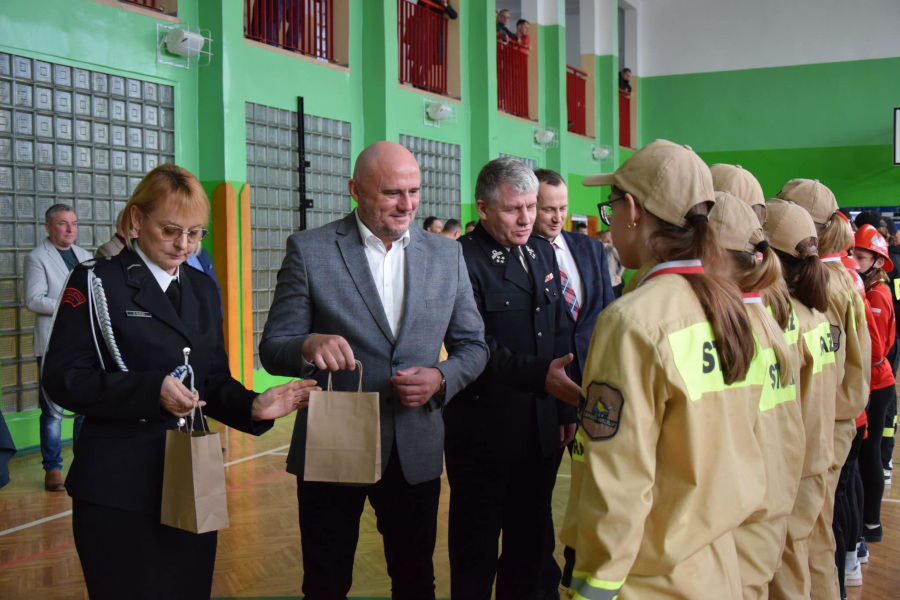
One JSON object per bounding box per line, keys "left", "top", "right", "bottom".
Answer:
{"left": 144, "top": 213, "right": 208, "bottom": 243}
{"left": 597, "top": 194, "right": 626, "bottom": 227}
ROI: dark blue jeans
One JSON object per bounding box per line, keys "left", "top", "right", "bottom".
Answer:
{"left": 37, "top": 356, "right": 83, "bottom": 471}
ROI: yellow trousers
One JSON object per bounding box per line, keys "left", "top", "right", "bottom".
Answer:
{"left": 807, "top": 419, "right": 857, "bottom": 600}
{"left": 734, "top": 517, "right": 789, "bottom": 600}
{"left": 769, "top": 474, "right": 827, "bottom": 599}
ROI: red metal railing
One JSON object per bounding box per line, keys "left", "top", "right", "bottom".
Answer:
{"left": 245, "top": 0, "right": 334, "bottom": 62}
{"left": 398, "top": 0, "right": 450, "bottom": 95}
{"left": 619, "top": 89, "right": 631, "bottom": 147}
{"left": 497, "top": 34, "right": 529, "bottom": 119}
{"left": 566, "top": 65, "right": 587, "bottom": 135}
{"left": 119, "top": 0, "right": 161, "bottom": 10}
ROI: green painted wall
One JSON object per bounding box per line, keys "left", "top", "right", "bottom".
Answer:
{"left": 1, "top": 0, "right": 622, "bottom": 450}
{"left": 640, "top": 58, "right": 900, "bottom": 207}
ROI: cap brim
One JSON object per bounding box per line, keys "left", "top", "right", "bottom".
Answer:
{"left": 582, "top": 173, "right": 616, "bottom": 187}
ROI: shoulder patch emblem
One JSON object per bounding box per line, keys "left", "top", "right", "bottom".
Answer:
{"left": 61, "top": 287, "right": 87, "bottom": 308}
{"left": 829, "top": 324, "right": 842, "bottom": 352}
{"left": 578, "top": 382, "right": 624, "bottom": 440}
{"left": 491, "top": 249, "right": 506, "bottom": 266}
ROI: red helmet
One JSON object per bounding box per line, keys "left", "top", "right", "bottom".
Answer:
{"left": 854, "top": 224, "right": 893, "bottom": 272}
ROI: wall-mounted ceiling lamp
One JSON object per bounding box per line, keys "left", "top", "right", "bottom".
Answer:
{"left": 591, "top": 145, "right": 612, "bottom": 163}
{"left": 532, "top": 127, "right": 559, "bottom": 149}
{"left": 426, "top": 102, "right": 452, "bottom": 122}
{"left": 424, "top": 99, "right": 455, "bottom": 128}
{"left": 164, "top": 28, "right": 206, "bottom": 57}
{"left": 157, "top": 23, "right": 212, "bottom": 69}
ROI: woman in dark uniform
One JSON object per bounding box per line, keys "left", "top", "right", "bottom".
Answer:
{"left": 41, "top": 164, "right": 318, "bottom": 599}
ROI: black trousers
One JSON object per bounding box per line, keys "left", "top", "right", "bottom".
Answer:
{"left": 296, "top": 446, "right": 441, "bottom": 600}
{"left": 540, "top": 446, "right": 568, "bottom": 598}
{"left": 883, "top": 390, "right": 897, "bottom": 470}
{"left": 860, "top": 384, "right": 894, "bottom": 526}
{"left": 833, "top": 424, "right": 865, "bottom": 596}
{"left": 446, "top": 451, "right": 558, "bottom": 600}
{"left": 72, "top": 499, "right": 217, "bottom": 600}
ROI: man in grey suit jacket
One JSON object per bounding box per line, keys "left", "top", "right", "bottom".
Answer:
{"left": 260, "top": 141, "right": 488, "bottom": 600}
{"left": 24, "top": 204, "right": 91, "bottom": 491}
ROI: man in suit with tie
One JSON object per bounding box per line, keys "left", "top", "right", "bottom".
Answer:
{"left": 259, "top": 141, "right": 488, "bottom": 600}
{"left": 24, "top": 204, "right": 91, "bottom": 491}
{"left": 532, "top": 168, "right": 615, "bottom": 598}
{"left": 447, "top": 156, "right": 581, "bottom": 600}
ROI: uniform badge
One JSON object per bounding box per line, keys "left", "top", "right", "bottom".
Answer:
{"left": 544, "top": 273, "right": 553, "bottom": 282}
{"left": 491, "top": 249, "right": 506, "bottom": 265}
{"left": 577, "top": 382, "right": 624, "bottom": 440}
{"left": 126, "top": 310, "right": 152, "bottom": 318}
{"left": 61, "top": 287, "right": 86, "bottom": 308}
{"left": 525, "top": 245, "right": 536, "bottom": 260}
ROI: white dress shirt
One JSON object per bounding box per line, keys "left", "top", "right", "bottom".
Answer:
{"left": 355, "top": 213, "right": 410, "bottom": 337}
{"left": 134, "top": 241, "right": 179, "bottom": 292}
{"left": 551, "top": 234, "right": 584, "bottom": 308}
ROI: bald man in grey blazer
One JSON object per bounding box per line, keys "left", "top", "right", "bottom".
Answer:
{"left": 24, "top": 204, "right": 91, "bottom": 491}
{"left": 260, "top": 141, "right": 488, "bottom": 600}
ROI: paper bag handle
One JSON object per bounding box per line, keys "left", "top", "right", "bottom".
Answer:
{"left": 325, "top": 361, "right": 364, "bottom": 392}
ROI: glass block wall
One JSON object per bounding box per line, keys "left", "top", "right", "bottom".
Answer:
{"left": 0, "top": 53, "right": 175, "bottom": 413}
{"left": 499, "top": 152, "right": 538, "bottom": 171}
{"left": 246, "top": 104, "right": 351, "bottom": 369}
{"left": 400, "top": 134, "right": 461, "bottom": 229}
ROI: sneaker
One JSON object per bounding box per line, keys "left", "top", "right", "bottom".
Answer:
{"left": 845, "top": 563, "right": 863, "bottom": 587}
{"left": 886, "top": 469, "right": 892, "bottom": 485}
{"left": 858, "top": 539, "right": 869, "bottom": 564}
{"left": 864, "top": 523, "right": 883, "bottom": 543}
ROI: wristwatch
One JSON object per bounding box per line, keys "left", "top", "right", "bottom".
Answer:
{"left": 438, "top": 375, "right": 447, "bottom": 397}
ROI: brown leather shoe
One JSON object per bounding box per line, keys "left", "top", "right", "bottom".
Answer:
{"left": 44, "top": 470, "right": 65, "bottom": 492}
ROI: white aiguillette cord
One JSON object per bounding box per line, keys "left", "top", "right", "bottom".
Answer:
{"left": 324, "top": 361, "right": 364, "bottom": 392}
{"left": 87, "top": 269, "right": 202, "bottom": 430}
{"left": 173, "top": 347, "right": 205, "bottom": 433}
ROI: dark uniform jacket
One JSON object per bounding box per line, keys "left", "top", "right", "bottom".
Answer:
{"left": 557, "top": 230, "right": 615, "bottom": 385}
{"left": 446, "top": 223, "right": 573, "bottom": 460}
{"left": 41, "top": 249, "right": 270, "bottom": 516}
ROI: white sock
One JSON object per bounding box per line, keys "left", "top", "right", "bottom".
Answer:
{"left": 864, "top": 523, "right": 880, "bottom": 529}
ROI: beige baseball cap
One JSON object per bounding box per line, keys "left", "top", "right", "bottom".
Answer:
{"left": 776, "top": 179, "right": 837, "bottom": 225}
{"left": 709, "top": 164, "right": 765, "bottom": 209}
{"left": 583, "top": 139, "right": 714, "bottom": 229}
{"left": 709, "top": 192, "right": 763, "bottom": 254}
{"left": 763, "top": 198, "right": 818, "bottom": 258}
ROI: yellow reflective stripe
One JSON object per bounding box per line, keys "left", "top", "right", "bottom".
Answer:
{"left": 803, "top": 321, "right": 837, "bottom": 374}
{"left": 570, "top": 571, "right": 625, "bottom": 600}
{"left": 894, "top": 277, "right": 900, "bottom": 301}
{"left": 758, "top": 346, "right": 797, "bottom": 412}
{"left": 783, "top": 309, "right": 800, "bottom": 345}
{"left": 668, "top": 322, "right": 759, "bottom": 402}
{"left": 572, "top": 429, "right": 585, "bottom": 462}
{"left": 884, "top": 427, "right": 895, "bottom": 438}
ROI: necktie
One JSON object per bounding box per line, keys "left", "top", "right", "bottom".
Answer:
{"left": 513, "top": 246, "right": 533, "bottom": 285}
{"left": 553, "top": 243, "right": 580, "bottom": 321}
{"left": 165, "top": 279, "right": 182, "bottom": 313}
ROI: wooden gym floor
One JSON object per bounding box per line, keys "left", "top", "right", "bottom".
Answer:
{"left": 0, "top": 415, "right": 897, "bottom": 599}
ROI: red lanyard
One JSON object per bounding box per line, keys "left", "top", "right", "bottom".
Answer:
{"left": 638, "top": 260, "right": 704, "bottom": 288}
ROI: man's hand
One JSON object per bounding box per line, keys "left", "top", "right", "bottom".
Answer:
{"left": 252, "top": 379, "right": 321, "bottom": 421}
{"left": 545, "top": 354, "right": 580, "bottom": 407}
{"left": 159, "top": 375, "right": 204, "bottom": 418}
{"left": 391, "top": 367, "right": 443, "bottom": 408}
{"left": 301, "top": 334, "right": 356, "bottom": 371}
{"left": 559, "top": 423, "right": 577, "bottom": 448}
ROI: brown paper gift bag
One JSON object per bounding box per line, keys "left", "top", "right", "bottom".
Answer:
{"left": 304, "top": 361, "right": 381, "bottom": 484}
{"left": 160, "top": 410, "right": 229, "bottom": 534}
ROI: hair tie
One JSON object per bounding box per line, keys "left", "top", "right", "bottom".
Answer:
{"left": 755, "top": 240, "right": 769, "bottom": 253}
{"left": 687, "top": 214, "right": 709, "bottom": 225}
